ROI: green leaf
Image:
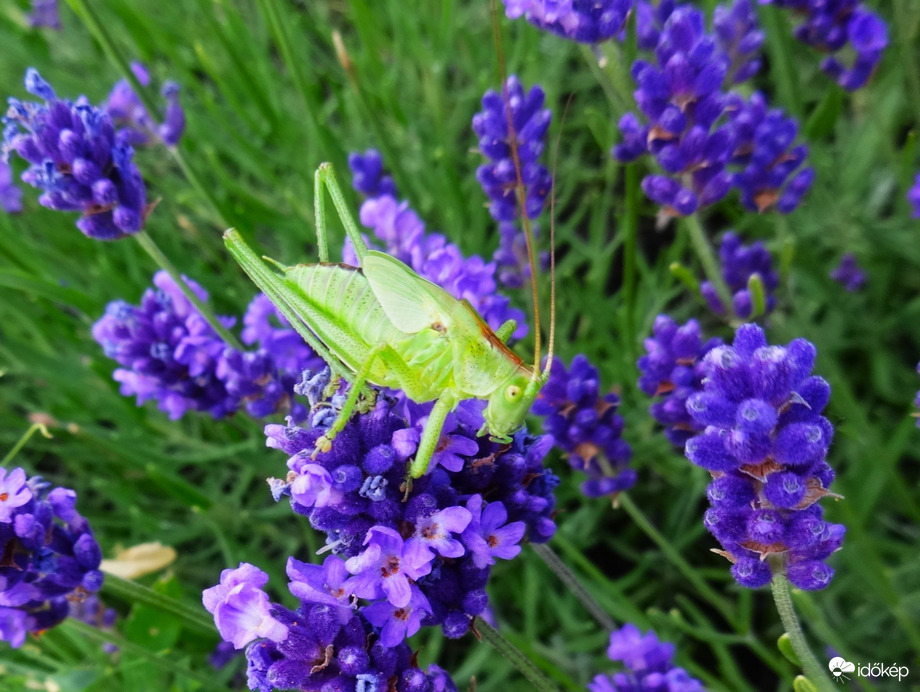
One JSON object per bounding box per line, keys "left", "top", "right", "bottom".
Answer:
{"left": 792, "top": 675, "right": 820, "bottom": 692}
{"left": 778, "top": 633, "right": 802, "bottom": 666}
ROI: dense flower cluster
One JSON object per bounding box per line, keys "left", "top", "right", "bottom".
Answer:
{"left": 3, "top": 69, "right": 147, "bottom": 240}
{"left": 206, "top": 376, "right": 558, "bottom": 689}
{"left": 701, "top": 231, "right": 778, "bottom": 319}
{"left": 909, "top": 172, "right": 920, "bottom": 219}
{"left": 472, "top": 75, "right": 552, "bottom": 223}
{"left": 589, "top": 623, "right": 705, "bottom": 692}
{"left": 104, "top": 62, "right": 186, "bottom": 147}
{"left": 348, "top": 150, "right": 527, "bottom": 338}
{"left": 28, "top": 0, "right": 61, "bottom": 30}
{"left": 0, "top": 160, "right": 21, "bottom": 213}
{"left": 685, "top": 324, "right": 843, "bottom": 589}
{"left": 92, "top": 271, "right": 318, "bottom": 421}
{"left": 501, "top": 0, "right": 633, "bottom": 44}
{"left": 830, "top": 253, "right": 866, "bottom": 292}
{"left": 638, "top": 316, "right": 722, "bottom": 446}
{"left": 0, "top": 466, "right": 103, "bottom": 648}
{"left": 614, "top": 7, "right": 813, "bottom": 216}
{"left": 764, "top": 0, "right": 887, "bottom": 90}
{"left": 204, "top": 563, "right": 458, "bottom": 692}
{"left": 532, "top": 355, "right": 635, "bottom": 498}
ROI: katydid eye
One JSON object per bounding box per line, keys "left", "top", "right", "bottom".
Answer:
{"left": 506, "top": 385, "right": 522, "bottom": 401}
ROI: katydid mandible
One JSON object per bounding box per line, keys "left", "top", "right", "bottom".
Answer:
{"left": 223, "top": 163, "right": 554, "bottom": 484}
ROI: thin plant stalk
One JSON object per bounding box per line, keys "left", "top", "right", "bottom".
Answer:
{"left": 531, "top": 542, "right": 617, "bottom": 632}
{"left": 474, "top": 619, "right": 564, "bottom": 692}
{"left": 135, "top": 231, "right": 243, "bottom": 350}
{"left": 1, "top": 423, "right": 52, "bottom": 466}
{"left": 770, "top": 570, "right": 837, "bottom": 692}
{"left": 682, "top": 213, "right": 734, "bottom": 320}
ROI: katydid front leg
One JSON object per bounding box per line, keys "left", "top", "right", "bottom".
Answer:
{"left": 401, "top": 392, "right": 460, "bottom": 499}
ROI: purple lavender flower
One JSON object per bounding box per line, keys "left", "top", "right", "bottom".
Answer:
{"left": 589, "top": 623, "right": 705, "bottom": 692}
{"left": 0, "top": 160, "right": 22, "bottom": 213}
{"left": 104, "top": 63, "right": 186, "bottom": 147}
{"left": 0, "top": 467, "right": 103, "bottom": 648}
{"left": 473, "top": 75, "right": 552, "bottom": 222}
{"left": 909, "top": 172, "right": 920, "bottom": 219}
{"left": 502, "top": 0, "right": 633, "bottom": 43}
{"left": 614, "top": 7, "right": 734, "bottom": 215}
{"left": 532, "top": 355, "right": 635, "bottom": 498}
{"left": 701, "top": 231, "right": 779, "bottom": 318}
{"left": 764, "top": 1, "right": 887, "bottom": 90}
{"left": 637, "top": 316, "right": 723, "bottom": 446}
{"left": 727, "top": 92, "right": 814, "bottom": 214}
{"left": 27, "top": 0, "right": 61, "bottom": 29}
{"left": 263, "top": 391, "right": 557, "bottom": 641}
{"left": 92, "top": 270, "right": 239, "bottom": 420}
{"left": 713, "top": 0, "right": 763, "bottom": 85}
{"left": 830, "top": 253, "right": 866, "bottom": 292}
{"left": 205, "top": 564, "right": 458, "bottom": 692}
{"left": 349, "top": 149, "right": 397, "bottom": 198}
{"left": 4, "top": 69, "right": 148, "bottom": 239}
{"left": 685, "top": 324, "right": 844, "bottom": 589}
{"left": 203, "top": 563, "right": 289, "bottom": 649}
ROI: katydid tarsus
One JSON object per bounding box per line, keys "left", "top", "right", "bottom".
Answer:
{"left": 223, "top": 161, "right": 554, "bottom": 488}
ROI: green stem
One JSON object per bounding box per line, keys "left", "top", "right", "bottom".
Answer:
{"left": 618, "top": 493, "right": 736, "bottom": 624}
{"left": 474, "top": 619, "right": 563, "bottom": 692}
{"left": 682, "top": 213, "right": 734, "bottom": 321}
{"left": 135, "top": 231, "right": 243, "bottom": 350}
{"left": 894, "top": 0, "right": 920, "bottom": 121}
{"left": 64, "top": 0, "right": 233, "bottom": 229}
{"left": 1, "top": 422, "right": 52, "bottom": 466}
{"left": 770, "top": 571, "right": 837, "bottom": 692}
{"left": 531, "top": 543, "right": 616, "bottom": 632}
{"left": 59, "top": 620, "right": 224, "bottom": 690}
{"left": 622, "top": 162, "right": 639, "bottom": 359}
{"left": 101, "top": 572, "right": 216, "bottom": 636}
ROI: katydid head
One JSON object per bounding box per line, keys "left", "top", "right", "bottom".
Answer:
{"left": 481, "top": 369, "right": 548, "bottom": 441}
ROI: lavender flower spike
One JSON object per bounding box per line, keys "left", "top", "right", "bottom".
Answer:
{"left": 473, "top": 75, "right": 552, "bottom": 222}
{"left": 909, "top": 172, "right": 920, "bottom": 219}
{"left": 686, "top": 324, "right": 844, "bottom": 589}
{"left": 502, "top": 0, "right": 633, "bottom": 44}
{"left": 830, "top": 253, "right": 866, "bottom": 292}
{"left": 0, "top": 467, "right": 104, "bottom": 648}
{"left": 589, "top": 623, "right": 705, "bottom": 692}
{"left": 713, "top": 0, "right": 763, "bottom": 85}
{"left": 701, "top": 231, "right": 779, "bottom": 319}
{"left": 3, "top": 69, "right": 148, "bottom": 239}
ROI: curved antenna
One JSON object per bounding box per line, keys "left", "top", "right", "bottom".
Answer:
{"left": 490, "top": 0, "right": 542, "bottom": 379}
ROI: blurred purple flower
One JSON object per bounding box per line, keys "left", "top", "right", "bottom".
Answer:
{"left": 701, "top": 231, "right": 779, "bottom": 318}
{"left": 830, "top": 253, "right": 866, "bottom": 292}
{"left": 502, "top": 0, "right": 633, "bottom": 43}
{"left": 27, "top": 0, "right": 61, "bottom": 29}
{"left": 0, "top": 161, "right": 22, "bottom": 213}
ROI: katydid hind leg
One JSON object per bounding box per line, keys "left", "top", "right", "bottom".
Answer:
{"left": 407, "top": 392, "right": 459, "bottom": 480}
{"left": 316, "top": 163, "right": 369, "bottom": 266}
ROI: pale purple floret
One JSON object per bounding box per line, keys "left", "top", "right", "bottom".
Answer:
{"left": 3, "top": 68, "right": 147, "bottom": 239}
{"left": 502, "top": 0, "right": 633, "bottom": 44}
{"left": 0, "top": 160, "right": 22, "bottom": 213}
{"left": 345, "top": 527, "right": 434, "bottom": 608}
{"left": 286, "top": 554, "right": 351, "bottom": 609}
{"left": 0, "top": 467, "right": 31, "bottom": 522}
{"left": 830, "top": 253, "right": 866, "bottom": 292}
{"left": 686, "top": 324, "right": 844, "bottom": 589}
{"left": 363, "top": 585, "right": 431, "bottom": 646}
{"left": 909, "top": 172, "right": 920, "bottom": 219}
{"left": 288, "top": 463, "right": 344, "bottom": 509}
{"left": 392, "top": 413, "right": 479, "bottom": 473}
{"left": 763, "top": 0, "right": 887, "bottom": 90}
{"left": 409, "top": 506, "right": 472, "bottom": 560}
{"left": 462, "top": 496, "right": 526, "bottom": 568}
{"left": 589, "top": 623, "right": 705, "bottom": 692}
{"left": 202, "top": 563, "right": 289, "bottom": 649}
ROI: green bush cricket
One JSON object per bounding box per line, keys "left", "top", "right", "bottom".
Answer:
{"left": 224, "top": 160, "right": 554, "bottom": 488}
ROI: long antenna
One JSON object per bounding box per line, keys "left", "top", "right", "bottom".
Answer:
{"left": 543, "top": 96, "right": 570, "bottom": 378}
{"left": 490, "top": 0, "right": 543, "bottom": 379}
